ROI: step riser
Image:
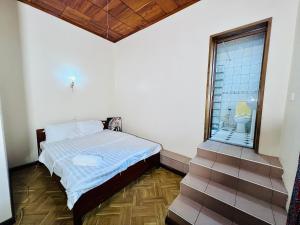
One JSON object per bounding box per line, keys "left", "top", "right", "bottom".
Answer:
{"left": 181, "top": 182, "right": 273, "bottom": 225}
{"left": 181, "top": 183, "right": 235, "bottom": 220}
{"left": 167, "top": 211, "right": 193, "bottom": 225}
{"left": 189, "top": 162, "right": 212, "bottom": 179}
{"left": 197, "top": 148, "right": 217, "bottom": 161}
{"left": 272, "top": 192, "right": 288, "bottom": 208}
{"left": 197, "top": 148, "right": 284, "bottom": 179}
{"left": 234, "top": 209, "right": 273, "bottom": 225}
{"left": 189, "top": 162, "right": 287, "bottom": 208}
{"left": 180, "top": 183, "right": 207, "bottom": 206}
{"left": 211, "top": 168, "right": 238, "bottom": 189}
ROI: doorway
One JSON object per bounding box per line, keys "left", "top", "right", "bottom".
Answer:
{"left": 204, "top": 19, "right": 272, "bottom": 151}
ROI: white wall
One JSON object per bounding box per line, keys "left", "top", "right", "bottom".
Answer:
{"left": 113, "top": 0, "right": 299, "bottom": 157}
{"left": 1, "top": 0, "right": 299, "bottom": 166}
{"left": 0, "top": 0, "right": 30, "bottom": 168}
{"left": 0, "top": 100, "right": 13, "bottom": 222}
{"left": 16, "top": 3, "right": 115, "bottom": 165}
{"left": 279, "top": 1, "right": 300, "bottom": 206}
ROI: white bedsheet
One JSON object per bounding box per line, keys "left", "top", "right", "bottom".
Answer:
{"left": 39, "top": 130, "right": 161, "bottom": 209}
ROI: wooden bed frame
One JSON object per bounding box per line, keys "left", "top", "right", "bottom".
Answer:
{"left": 36, "top": 119, "right": 160, "bottom": 225}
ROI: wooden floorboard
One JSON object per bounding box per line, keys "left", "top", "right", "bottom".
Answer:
{"left": 11, "top": 164, "right": 181, "bottom": 225}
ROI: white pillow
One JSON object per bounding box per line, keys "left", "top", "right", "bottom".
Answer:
{"left": 77, "top": 120, "right": 103, "bottom": 137}
{"left": 45, "top": 121, "right": 78, "bottom": 144}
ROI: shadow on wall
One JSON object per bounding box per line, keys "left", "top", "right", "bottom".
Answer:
{"left": 0, "top": 0, "right": 30, "bottom": 167}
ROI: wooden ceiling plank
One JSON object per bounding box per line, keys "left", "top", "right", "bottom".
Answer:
{"left": 89, "top": 21, "right": 106, "bottom": 35}
{"left": 118, "top": 12, "right": 148, "bottom": 29}
{"left": 67, "top": 0, "right": 101, "bottom": 18}
{"left": 89, "top": 20, "right": 122, "bottom": 39}
{"left": 113, "top": 7, "right": 135, "bottom": 21}
{"left": 88, "top": 21, "right": 120, "bottom": 42}
{"left": 61, "top": 6, "right": 91, "bottom": 27}
{"left": 111, "top": 21, "right": 135, "bottom": 35}
{"left": 174, "top": 0, "right": 195, "bottom": 6}
{"left": 29, "top": 0, "right": 66, "bottom": 16}
{"left": 82, "top": 1, "right": 99, "bottom": 17}
{"left": 137, "top": 1, "right": 166, "bottom": 22}
{"left": 92, "top": 10, "right": 126, "bottom": 34}
{"left": 88, "top": 0, "right": 107, "bottom": 8}
{"left": 155, "top": 0, "right": 178, "bottom": 13}
{"left": 102, "top": 0, "right": 121, "bottom": 11}
{"left": 92, "top": 8, "right": 107, "bottom": 23}
{"left": 104, "top": 0, "right": 129, "bottom": 18}
{"left": 120, "top": 0, "right": 152, "bottom": 12}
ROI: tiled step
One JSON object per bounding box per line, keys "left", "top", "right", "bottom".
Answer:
{"left": 195, "top": 207, "right": 233, "bottom": 225}
{"left": 197, "top": 141, "right": 284, "bottom": 178}
{"left": 166, "top": 141, "right": 288, "bottom": 225}
{"left": 160, "top": 149, "right": 191, "bottom": 174}
{"left": 167, "top": 194, "right": 202, "bottom": 225}
{"left": 180, "top": 174, "right": 287, "bottom": 225}
{"left": 190, "top": 152, "right": 288, "bottom": 207}
{"left": 167, "top": 194, "right": 236, "bottom": 225}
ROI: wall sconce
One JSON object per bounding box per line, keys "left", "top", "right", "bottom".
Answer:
{"left": 69, "top": 76, "right": 76, "bottom": 91}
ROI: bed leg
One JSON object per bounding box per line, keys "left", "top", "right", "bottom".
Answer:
{"left": 155, "top": 154, "right": 161, "bottom": 168}
{"left": 73, "top": 215, "right": 83, "bottom": 225}
{"left": 155, "top": 163, "right": 160, "bottom": 169}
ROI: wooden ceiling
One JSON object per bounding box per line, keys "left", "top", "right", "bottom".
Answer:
{"left": 19, "top": 0, "right": 199, "bottom": 42}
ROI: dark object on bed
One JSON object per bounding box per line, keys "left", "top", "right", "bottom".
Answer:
{"left": 106, "top": 117, "right": 122, "bottom": 131}
{"left": 287, "top": 153, "right": 300, "bottom": 225}
{"left": 36, "top": 119, "right": 160, "bottom": 225}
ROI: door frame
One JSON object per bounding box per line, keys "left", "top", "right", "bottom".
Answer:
{"left": 204, "top": 18, "right": 272, "bottom": 152}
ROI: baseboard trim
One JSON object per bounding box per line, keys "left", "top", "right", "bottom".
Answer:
{"left": 160, "top": 149, "right": 190, "bottom": 175}
{"left": 10, "top": 161, "right": 38, "bottom": 172}
{"left": 0, "top": 217, "right": 15, "bottom": 225}
{"left": 160, "top": 163, "right": 186, "bottom": 177}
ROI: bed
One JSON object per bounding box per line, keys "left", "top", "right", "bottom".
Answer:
{"left": 36, "top": 119, "right": 161, "bottom": 225}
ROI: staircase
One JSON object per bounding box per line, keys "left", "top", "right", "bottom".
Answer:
{"left": 166, "top": 140, "right": 288, "bottom": 225}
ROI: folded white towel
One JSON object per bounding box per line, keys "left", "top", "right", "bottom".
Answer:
{"left": 72, "top": 154, "right": 103, "bottom": 167}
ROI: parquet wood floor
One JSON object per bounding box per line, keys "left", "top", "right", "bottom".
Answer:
{"left": 11, "top": 164, "right": 181, "bottom": 225}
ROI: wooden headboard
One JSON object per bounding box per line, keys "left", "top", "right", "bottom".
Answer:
{"left": 36, "top": 120, "right": 108, "bottom": 155}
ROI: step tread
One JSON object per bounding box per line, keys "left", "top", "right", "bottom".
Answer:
{"left": 272, "top": 205, "right": 287, "bottom": 225}
{"left": 168, "top": 194, "right": 202, "bottom": 225}
{"left": 270, "top": 177, "right": 288, "bottom": 194}
{"left": 198, "top": 141, "right": 283, "bottom": 170}
{"left": 191, "top": 155, "right": 215, "bottom": 168}
{"left": 195, "top": 207, "right": 233, "bottom": 225}
{"left": 181, "top": 173, "right": 209, "bottom": 192}
{"left": 198, "top": 140, "right": 221, "bottom": 153}
{"left": 241, "top": 149, "right": 282, "bottom": 168}
{"left": 181, "top": 173, "right": 287, "bottom": 225}
{"left": 206, "top": 180, "right": 236, "bottom": 206}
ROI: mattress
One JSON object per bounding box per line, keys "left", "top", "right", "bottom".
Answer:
{"left": 39, "top": 130, "right": 161, "bottom": 209}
